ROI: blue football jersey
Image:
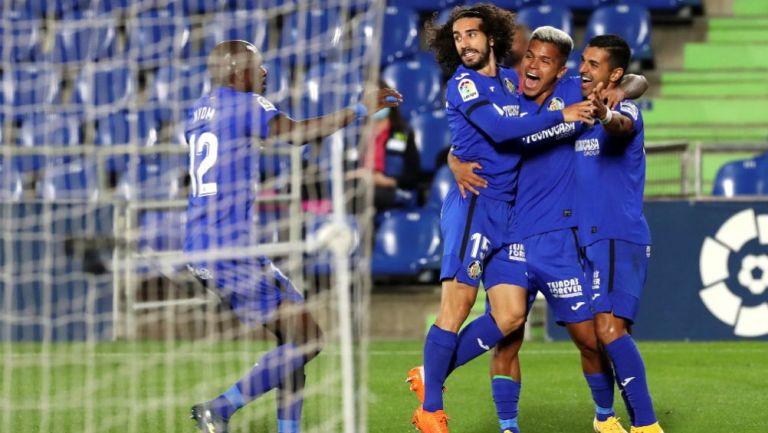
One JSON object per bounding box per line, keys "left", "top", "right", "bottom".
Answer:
{"left": 515, "top": 76, "right": 586, "bottom": 239}
{"left": 574, "top": 99, "right": 651, "bottom": 246}
{"left": 446, "top": 65, "right": 563, "bottom": 202}
{"left": 184, "top": 86, "right": 283, "bottom": 252}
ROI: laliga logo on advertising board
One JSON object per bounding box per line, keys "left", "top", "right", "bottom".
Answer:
{"left": 699, "top": 209, "right": 768, "bottom": 337}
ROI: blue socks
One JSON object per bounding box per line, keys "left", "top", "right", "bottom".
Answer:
{"left": 211, "top": 343, "right": 307, "bottom": 421}
{"left": 448, "top": 313, "right": 504, "bottom": 373}
{"left": 277, "top": 368, "right": 305, "bottom": 433}
{"left": 584, "top": 371, "right": 616, "bottom": 421}
{"left": 605, "top": 335, "right": 657, "bottom": 427}
{"left": 423, "top": 325, "right": 458, "bottom": 412}
{"left": 492, "top": 375, "right": 521, "bottom": 433}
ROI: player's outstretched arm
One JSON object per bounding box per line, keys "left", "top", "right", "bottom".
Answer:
{"left": 590, "top": 83, "right": 635, "bottom": 137}
{"left": 465, "top": 100, "right": 594, "bottom": 145}
{"left": 267, "top": 88, "right": 402, "bottom": 145}
{"left": 602, "top": 74, "right": 648, "bottom": 109}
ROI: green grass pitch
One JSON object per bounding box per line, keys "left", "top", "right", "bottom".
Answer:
{"left": 3, "top": 340, "right": 767, "bottom": 432}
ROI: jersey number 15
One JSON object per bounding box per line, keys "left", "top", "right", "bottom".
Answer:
{"left": 188, "top": 131, "right": 218, "bottom": 197}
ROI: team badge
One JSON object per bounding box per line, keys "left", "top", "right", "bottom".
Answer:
{"left": 256, "top": 95, "right": 276, "bottom": 111}
{"left": 547, "top": 97, "right": 565, "bottom": 111}
{"left": 467, "top": 260, "right": 483, "bottom": 280}
{"left": 458, "top": 79, "right": 479, "bottom": 102}
{"left": 504, "top": 77, "right": 516, "bottom": 93}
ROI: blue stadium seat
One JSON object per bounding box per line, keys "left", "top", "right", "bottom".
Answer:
{"left": 224, "top": 0, "right": 294, "bottom": 8}
{"left": 371, "top": 209, "right": 442, "bottom": 276}
{"left": 175, "top": 0, "right": 225, "bottom": 14}
{"left": 0, "top": 12, "right": 43, "bottom": 62}
{"left": 262, "top": 57, "right": 291, "bottom": 104}
{"left": 381, "top": 52, "right": 443, "bottom": 120}
{"left": 517, "top": 4, "right": 573, "bottom": 35}
{"left": 564, "top": 48, "right": 582, "bottom": 77}
{"left": 93, "top": 0, "right": 130, "bottom": 13}
{"left": 38, "top": 157, "right": 100, "bottom": 201}
{"left": 203, "top": 10, "right": 269, "bottom": 55}
{"left": 298, "top": 61, "right": 363, "bottom": 119}
{"left": 52, "top": 10, "right": 117, "bottom": 63}
{"left": 547, "top": 0, "right": 613, "bottom": 11}
{"left": 116, "top": 154, "right": 186, "bottom": 201}
{"left": 410, "top": 110, "right": 452, "bottom": 175}
{"left": 584, "top": 4, "right": 653, "bottom": 66}
{"left": 712, "top": 157, "right": 768, "bottom": 197}
{"left": 0, "top": 158, "right": 24, "bottom": 201}
{"left": 74, "top": 64, "right": 134, "bottom": 110}
{"left": 389, "top": 0, "right": 453, "bottom": 11}
{"left": 94, "top": 110, "right": 158, "bottom": 147}
{"left": 127, "top": 9, "right": 191, "bottom": 65}
{"left": 8, "top": 66, "right": 61, "bottom": 118}
{"left": 137, "top": 210, "right": 186, "bottom": 254}
{"left": 149, "top": 62, "right": 210, "bottom": 122}
{"left": 94, "top": 110, "right": 159, "bottom": 172}
{"left": 16, "top": 113, "right": 81, "bottom": 172}
{"left": 380, "top": 6, "right": 419, "bottom": 67}
{"left": 463, "top": 0, "right": 527, "bottom": 9}
{"left": 619, "top": 0, "right": 683, "bottom": 12}
{"left": 426, "top": 165, "right": 455, "bottom": 210}
{"left": 10, "top": 0, "right": 94, "bottom": 16}
{"left": 279, "top": 7, "right": 344, "bottom": 65}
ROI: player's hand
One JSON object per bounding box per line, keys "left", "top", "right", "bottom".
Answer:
{"left": 600, "top": 84, "right": 625, "bottom": 109}
{"left": 365, "top": 88, "right": 403, "bottom": 114}
{"left": 448, "top": 152, "right": 486, "bottom": 198}
{"left": 588, "top": 82, "right": 609, "bottom": 121}
{"left": 561, "top": 100, "right": 595, "bottom": 124}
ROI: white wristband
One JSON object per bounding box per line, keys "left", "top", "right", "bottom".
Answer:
{"left": 599, "top": 109, "right": 613, "bottom": 125}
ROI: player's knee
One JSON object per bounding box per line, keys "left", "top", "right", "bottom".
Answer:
{"left": 493, "top": 314, "right": 525, "bottom": 336}
{"left": 594, "top": 319, "right": 625, "bottom": 345}
{"left": 573, "top": 336, "right": 601, "bottom": 358}
{"left": 435, "top": 288, "right": 476, "bottom": 331}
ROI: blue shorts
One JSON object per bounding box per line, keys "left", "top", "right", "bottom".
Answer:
{"left": 584, "top": 239, "right": 650, "bottom": 323}
{"left": 439, "top": 188, "right": 527, "bottom": 289}
{"left": 188, "top": 256, "right": 305, "bottom": 326}
{"left": 524, "top": 228, "right": 592, "bottom": 325}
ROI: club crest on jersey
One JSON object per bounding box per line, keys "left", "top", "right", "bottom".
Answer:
{"left": 547, "top": 97, "right": 565, "bottom": 111}
{"left": 257, "top": 95, "right": 276, "bottom": 111}
{"left": 504, "top": 77, "right": 516, "bottom": 93}
{"left": 467, "top": 260, "right": 483, "bottom": 280}
{"left": 458, "top": 79, "right": 479, "bottom": 102}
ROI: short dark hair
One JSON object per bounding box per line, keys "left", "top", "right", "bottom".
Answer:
{"left": 586, "top": 34, "right": 631, "bottom": 72}
{"left": 424, "top": 3, "right": 517, "bottom": 76}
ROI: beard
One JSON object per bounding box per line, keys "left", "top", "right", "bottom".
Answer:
{"left": 461, "top": 44, "right": 491, "bottom": 70}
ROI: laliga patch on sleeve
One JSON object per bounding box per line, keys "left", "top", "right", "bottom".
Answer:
{"left": 458, "top": 79, "right": 479, "bottom": 102}
{"left": 619, "top": 101, "right": 638, "bottom": 121}
{"left": 256, "top": 95, "right": 277, "bottom": 112}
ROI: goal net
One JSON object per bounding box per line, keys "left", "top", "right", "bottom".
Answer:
{"left": 1, "top": 1, "right": 382, "bottom": 432}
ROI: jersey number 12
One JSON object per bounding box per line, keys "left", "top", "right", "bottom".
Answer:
{"left": 188, "top": 131, "right": 218, "bottom": 197}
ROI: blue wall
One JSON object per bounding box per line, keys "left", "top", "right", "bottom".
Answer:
{"left": 547, "top": 200, "right": 768, "bottom": 341}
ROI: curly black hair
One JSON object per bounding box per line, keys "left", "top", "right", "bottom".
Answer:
{"left": 424, "top": 3, "right": 517, "bottom": 76}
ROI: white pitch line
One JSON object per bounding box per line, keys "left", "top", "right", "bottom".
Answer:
{"left": 2, "top": 345, "right": 767, "bottom": 360}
